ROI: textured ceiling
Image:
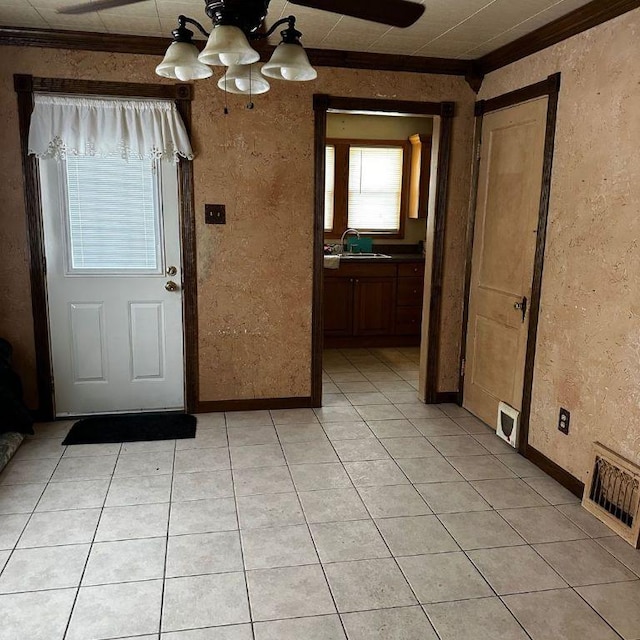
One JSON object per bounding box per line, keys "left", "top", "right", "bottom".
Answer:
{"left": 1, "top": 0, "right": 594, "bottom": 59}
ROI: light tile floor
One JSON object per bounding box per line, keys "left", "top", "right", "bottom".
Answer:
{"left": 0, "top": 347, "right": 638, "bottom": 639}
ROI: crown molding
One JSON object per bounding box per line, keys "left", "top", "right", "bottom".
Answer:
{"left": 477, "top": 0, "right": 640, "bottom": 74}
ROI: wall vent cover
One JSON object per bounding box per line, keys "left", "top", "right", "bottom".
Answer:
{"left": 583, "top": 442, "right": 640, "bottom": 548}
{"left": 496, "top": 402, "right": 519, "bottom": 448}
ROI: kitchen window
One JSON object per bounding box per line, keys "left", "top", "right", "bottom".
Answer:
{"left": 324, "top": 139, "right": 410, "bottom": 238}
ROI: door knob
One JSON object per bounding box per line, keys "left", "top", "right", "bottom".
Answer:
{"left": 514, "top": 296, "right": 527, "bottom": 322}
{"left": 165, "top": 280, "right": 179, "bottom": 292}
{"left": 166, "top": 265, "right": 177, "bottom": 276}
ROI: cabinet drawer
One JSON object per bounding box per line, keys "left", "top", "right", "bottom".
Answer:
{"left": 398, "top": 262, "right": 425, "bottom": 278}
{"left": 325, "top": 263, "right": 397, "bottom": 278}
{"left": 397, "top": 277, "right": 424, "bottom": 306}
{"left": 395, "top": 307, "right": 422, "bottom": 335}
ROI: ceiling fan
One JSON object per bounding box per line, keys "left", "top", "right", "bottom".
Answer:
{"left": 58, "top": 0, "right": 426, "bottom": 29}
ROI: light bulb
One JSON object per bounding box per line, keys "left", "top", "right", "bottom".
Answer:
{"left": 219, "top": 52, "right": 241, "bottom": 66}
{"left": 236, "top": 78, "right": 251, "bottom": 92}
{"left": 281, "top": 68, "right": 302, "bottom": 81}
{"left": 174, "top": 66, "right": 193, "bottom": 82}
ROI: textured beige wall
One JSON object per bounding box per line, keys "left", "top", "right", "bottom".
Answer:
{"left": 479, "top": 9, "right": 640, "bottom": 481}
{"left": 0, "top": 46, "right": 474, "bottom": 407}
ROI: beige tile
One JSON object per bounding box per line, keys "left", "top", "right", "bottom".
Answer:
{"left": 495, "top": 453, "right": 547, "bottom": 478}
{"left": 36, "top": 478, "right": 109, "bottom": 511}
{"left": 471, "top": 479, "right": 548, "bottom": 509}
{"left": 230, "top": 444, "right": 285, "bottom": 469}
{"left": 429, "top": 436, "right": 488, "bottom": 457}
{"left": 596, "top": 536, "right": 640, "bottom": 576}
{"left": 454, "top": 416, "right": 492, "bottom": 434}
{"left": 174, "top": 448, "right": 230, "bottom": 473}
{"left": 356, "top": 405, "right": 406, "bottom": 421}
{"left": 13, "top": 438, "right": 65, "bottom": 460}
{"left": 577, "top": 580, "right": 640, "bottom": 640}
{"left": 270, "top": 408, "right": 319, "bottom": 425}
{"left": 233, "top": 466, "right": 294, "bottom": 496}
{"left": 557, "top": 503, "right": 617, "bottom": 538}
{"left": 472, "top": 433, "right": 517, "bottom": 454}
{"left": 169, "top": 498, "right": 237, "bottom": 535}
{"left": 448, "top": 455, "right": 516, "bottom": 480}
{"left": 193, "top": 412, "right": 226, "bottom": 429}
{"left": 0, "top": 513, "right": 29, "bottom": 550}
{"left": 95, "top": 502, "right": 169, "bottom": 541}
{"left": 237, "top": 493, "right": 305, "bottom": 529}
{"left": 379, "top": 437, "right": 439, "bottom": 459}
{"left": 106, "top": 474, "right": 172, "bottom": 507}
{"left": 50, "top": 456, "right": 116, "bottom": 482}
{"left": 63, "top": 443, "right": 122, "bottom": 457}
{"left": 324, "top": 558, "right": 416, "bottom": 612}
{"left": 367, "top": 419, "right": 420, "bottom": 438}
{"left": 416, "top": 481, "right": 491, "bottom": 514}
{"left": 254, "top": 615, "right": 346, "bottom": 640}
{"left": 162, "top": 626, "right": 252, "bottom": 639}
{"left": 241, "top": 524, "right": 318, "bottom": 569}
{"left": 397, "top": 404, "right": 445, "bottom": 420}
{"left": 411, "top": 418, "right": 465, "bottom": 437}
{"left": 121, "top": 439, "right": 176, "bottom": 454}
{"left": 426, "top": 597, "right": 529, "bottom": 640}
{"left": 533, "top": 539, "right": 637, "bottom": 586}
{"left": 113, "top": 451, "right": 174, "bottom": 477}
{"left": 504, "top": 589, "right": 620, "bottom": 640}
{"left": 397, "top": 552, "right": 492, "bottom": 603}
{"left": 1, "top": 458, "right": 57, "bottom": 485}
{"left": 314, "top": 406, "right": 362, "bottom": 423}
{"left": 299, "top": 488, "right": 368, "bottom": 523}
{"left": 524, "top": 476, "right": 580, "bottom": 505}
{"left": 346, "top": 392, "right": 391, "bottom": 406}
{"left": 397, "top": 457, "right": 464, "bottom": 484}
{"left": 247, "top": 564, "right": 335, "bottom": 621}
{"left": 225, "top": 411, "right": 273, "bottom": 428}
{"left": 0, "top": 588, "right": 76, "bottom": 640}
{"left": 166, "top": 531, "right": 243, "bottom": 577}
{"left": 17, "top": 508, "right": 100, "bottom": 548}
{"left": 174, "top": 428, "right": 227, "bottom": 450}
{"left": 0, "top": 483, "right": 45, "bottom": 515}
{"left": 227, "top": 426, "right": 278, "bottom": 447}
{"left": 499, "top": 506, "right": 589, "bottom": 543}
{"left": 321, "top": 421, "right": 374, "bottom": 441}
{"left": 283, "top": 441, "right": 338, "bottom": 464}
{"left": 289, "top": 463, "right": 352, "bottom": 491}
{"left": 162, "top": 573, "right": 250, "bottom": 631}
{"left": 376, "top": 515, "right": 458, "bottom": 556}
{"left": 342, "top": 606, "right": 438, "bottom": 640}
{"left": 439, "top": 511, "right": 525, "bottom": 550}
{"left": 468, "top": 545, "right": 567, "bottom": 594}
{"left": 333, "top": 438, "right": 390, "bottom": 461}
{"left": 344, "top": 459, "right": 409, "bottom": 487}
{"left": 310, "top": 520, "right": 389, "bottom": 562}
{"left": 357, "top": 485, "right": 431, "bottom": 518}
{"left": 172, "top": 470, "right": 233, "bottom": 501}
{"left": 275, "top": 423, "right": 328, "bottom": 443}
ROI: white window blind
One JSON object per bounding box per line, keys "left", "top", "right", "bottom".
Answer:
{"left": 64, "top": 156, "right": 161, "bottom": 272}
{"left": 324, "top": 145, "right": 335, "bottom": 231}
{"left": 348, "top": 146, "right": 404, "bottom": 231}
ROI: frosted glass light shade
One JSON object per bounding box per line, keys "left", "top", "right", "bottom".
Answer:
{"left": 261, "top": 43, "right": 317, "bottom": 81}
{"left": 155, "top": 42, "right": 213, "bottom": 81}
{"left": 198, "top": 25, "right": 260, "bottom": 66}
{"left": 217, "top": 65, "right": 270, "bottom": 95}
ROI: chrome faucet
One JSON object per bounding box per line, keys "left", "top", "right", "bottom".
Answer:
{"left": 340, "top": 228, "right": 360, "bottom": 253}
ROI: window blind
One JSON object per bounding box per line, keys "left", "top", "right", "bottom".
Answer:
{"left": 324, "top": 145, "right": 335, "bottom": 231}
{"left": 65, "top": 156, "right": 161, "bottom": 271}
{"left": 347, "top": 146, "right": 404, "bottom": 231}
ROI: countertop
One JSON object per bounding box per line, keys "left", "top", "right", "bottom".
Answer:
{"left": 324, "top": 253, "right": 425, "bottom": 265}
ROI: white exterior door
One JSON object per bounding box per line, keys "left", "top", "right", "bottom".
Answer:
{"left": 40, "top": 155, "right": 184, "bottom": 416}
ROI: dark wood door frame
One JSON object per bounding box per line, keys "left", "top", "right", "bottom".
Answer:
{"left": 458, "top": 73, "right": 561, "bottom": 455}
{"left": 312, "top": 94, "right": 455, "bottom": 406}
{"left": 14, "top": 74, "right": 198, "bottom": 420}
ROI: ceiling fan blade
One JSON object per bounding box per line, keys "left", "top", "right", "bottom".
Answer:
{"left": 288, "top": 0, "right": 425, "bottom": 28}
{"left": 57, "top": 0, "right": 149, "bottom": 15}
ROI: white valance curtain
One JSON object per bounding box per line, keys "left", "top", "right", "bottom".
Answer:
{"left": 28, "top": 94, "right": 194, "bottom": 162}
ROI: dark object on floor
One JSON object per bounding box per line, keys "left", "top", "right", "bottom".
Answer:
{"left": 63, "top": 412, "right": 196, "bottom": 445}
{"left": 0, "top": 338, "right": 34, "bottom": 435}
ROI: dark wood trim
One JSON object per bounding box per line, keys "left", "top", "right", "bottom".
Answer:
{"left": 457, "top": 75, "right": 560, "bottom": 452}
{"left": 477, "top": 0, "right": 640, "bottom": 74}
{"left": 518, "top": 75, "right": 561, "bottom": 454}
{"left": 313, "top": 94, "right": 454, "bottom": 406}
{"left": 14, "top": 74, "right": 52, "bottom": 421}
{"left": 457, "top": 112, "right": 484, "bottom": 406}
{"left": 476, "top": 74, "right": 560, "bottom": 115}
{"left": 525, "top": 446, "right": 585, "bottom": 498}
{"left": 0, "top": 25, "right": 473, "bottom": 78}
{"left": 197, "top": 396, "right": 313, "bottom": 413}
{"left": 14, "top": 74, "right": 197, "bottom": 419}
{"left": 424, "top": 102, "right": 455, "bottom": 404}
{"left": 324, "top": 335, "right": 420, "bottom": 349}
{"left": 435, "top": 391, "right": 458, "bottom": 404}
{"left": 311, "top": 94, "right": 329, "bottom": 408}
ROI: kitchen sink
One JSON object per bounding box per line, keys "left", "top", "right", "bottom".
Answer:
{"left": 338, "top": 253, "right": 392, "bottom": 259}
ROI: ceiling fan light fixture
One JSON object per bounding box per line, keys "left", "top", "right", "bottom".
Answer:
{"left": 262, "top": 43, "right": 317, "bottom": 82}
{"left": 217, "top": 64, "right": 271, "bottom": 95}
{"left": 155, "top": 41, "right": 213, "bottom": 81}
{"left": 198, "top": 25, "right": 260, "bottom": 67}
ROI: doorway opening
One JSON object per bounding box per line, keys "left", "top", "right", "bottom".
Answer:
{"left": 311, "top": 95, "right": 455, "bottom": 408}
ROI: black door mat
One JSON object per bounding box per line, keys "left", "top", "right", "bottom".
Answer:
{"left": 62, "top": 412, "right": 197, "bottom": 445}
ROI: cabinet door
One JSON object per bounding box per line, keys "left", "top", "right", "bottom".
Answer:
{"left": 353, "top": 278, "right": 396, "bottom": 336}
{"left": 324, "top": 277, "right": 353, "bottom": 336}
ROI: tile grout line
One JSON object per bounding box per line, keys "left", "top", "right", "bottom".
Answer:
{"left": 61, "top": 441, "right": 123, "bottom": 640}
{"left": 157, "top": 437, "right": 178, "bottom": 640}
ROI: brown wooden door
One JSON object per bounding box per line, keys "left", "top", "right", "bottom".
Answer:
{"left": 463, "top": 98, "right": 548, "bottom": 427}
{"left": 324, "top": 277, "right": 353, "bottom": 336}
{"left": 354, "top": 277, "right": 396, "bottom": 336}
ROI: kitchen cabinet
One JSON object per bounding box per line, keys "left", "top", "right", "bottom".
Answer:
{"left": 324, "top": 259, "right": 424, "bottom": 347}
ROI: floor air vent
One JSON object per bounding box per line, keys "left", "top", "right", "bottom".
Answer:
{"left": 583, "top": 443, "right": 640, "bottom": 548}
